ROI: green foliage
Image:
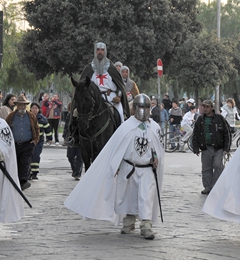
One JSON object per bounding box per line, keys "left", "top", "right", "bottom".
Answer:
{"left": 172, "top": 33, "right": 235, "bottom": 88}
{"left": 197, "top": 0, "right": 240, "bottom": 39}
{"left": 0, "top": 1, "right": 48, "bottom": 95}
{"left": 18, "top": 0, "right": 201, "bottom": 80}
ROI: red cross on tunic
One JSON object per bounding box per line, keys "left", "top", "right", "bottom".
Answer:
{"left": 96, "top": 74, "right": 108, "bottom": 86}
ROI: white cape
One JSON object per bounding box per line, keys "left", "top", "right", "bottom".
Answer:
{"left": 0, "top": 119, "right": 25, "bottom": 223}
{"left": 64, "top": 116, "right": 164, "bottom": 225}
{"left": 202, "top": 146, "right": 240, "bottom": 222}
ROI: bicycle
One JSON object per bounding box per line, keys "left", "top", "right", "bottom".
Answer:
{"left": 163, "top": 124, "right": 194, "bottom": 153}
{"left": 230, "top": 127, "right": 240, "bottom": 148}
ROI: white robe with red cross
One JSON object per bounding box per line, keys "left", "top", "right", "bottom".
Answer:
{"left": 91, "top": 72, "right": 124, "bottom": 122}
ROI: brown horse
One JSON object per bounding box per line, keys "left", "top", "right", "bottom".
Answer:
{"left": 70, "top": 76, "right": 120, "bottom": 171}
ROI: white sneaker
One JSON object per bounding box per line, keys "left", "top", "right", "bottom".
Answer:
{"left": 180, "top": 140, "right": 185, "bottom": 146}
{"left": 55, "top": 142, "right": 59, "bottom": 146}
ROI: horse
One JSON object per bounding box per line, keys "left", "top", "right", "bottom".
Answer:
{"left": 70, "top": 76, "right": 121, "bottom": 171}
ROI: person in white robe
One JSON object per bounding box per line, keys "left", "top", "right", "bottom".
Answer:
{"left": 0, "top": 118, "right": 25, "bottom": 223}
{"left": 64, "top": 94, "right": 165, "bottom": 240}
{"left": 202, "top": 146, "right": 240, "bottom": 222}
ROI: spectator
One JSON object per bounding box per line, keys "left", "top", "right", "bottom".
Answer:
{"left": 162, "top": 94, "right": 172, "bottom": 112}
{"left": 179, "top": 98, "right": 186, "bottom": 114}
{"left": 6, "top": 95, "right": 40, "bottom": 190}
{"left": 62, "top": 102, "right": 83, "bottom": 181}
{"left": 20, "top": 92, "right": 31, "bottom": 111}
{"left": 169, "top": 100, "right": 182, "bottom": 149}
{"left": 38, "top": 92, "right": 44, "bottom": 107}
{"left": 221, "top": 98, "right": 240, "bottom": 133}
{"left": 0, "top": 94, "right": 16, "bottom": 120}
{"left": 0, "top": 118, "right": 25, "bottom": 222}
{"left": 150, "top": 98, "right": 160, "bottom": 123}
{"left": 192, "top": 100, "right": 231, "bottom": 195}
{"left": 41, "top": 93, "right": 50, "bottom": 117}
{"left": 44, "top": 94, "right": 62, "bottom": 145}
{"left": 160, "top": 103, "right": 169, "bottom": 134}
{"left": 185, "top": 98, "right": 195, "bottom": 113}
{"left": 179, "top": 105, "right": 196, "bottom": 152}
{"left": 29, "top": 102, "right": 52, "bottom": 180}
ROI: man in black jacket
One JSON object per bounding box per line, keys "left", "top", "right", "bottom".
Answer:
{"left": 150, "top": 98, "right": 160, "bottom": 124}
{"left": 192, "top": 100, "right": 231, "bottom": 195}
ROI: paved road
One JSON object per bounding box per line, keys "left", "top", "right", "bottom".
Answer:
{"left": 0, "top": 146, "right": 239, "bottom": 260}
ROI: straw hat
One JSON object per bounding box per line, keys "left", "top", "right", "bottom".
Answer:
{"left": 14, "top": 95, "right": 30, "bottom": 104}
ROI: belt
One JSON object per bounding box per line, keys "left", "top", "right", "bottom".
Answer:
{"left": 15, "top": 139, "right": 32, "bottom": 145}
{"left": 123, "top": 159, "right": 152, "bottom": 179}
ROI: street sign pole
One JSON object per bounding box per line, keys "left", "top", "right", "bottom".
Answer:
{"left": 157, "top": 59, "right": 163, "bottom": 104}
{"left": 158, "top": 75, "right": 160, "bottom": 104}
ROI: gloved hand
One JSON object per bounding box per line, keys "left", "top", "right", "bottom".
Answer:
{"left": 73, "top": 108, "right": 78, "bottom": 117}
{"left": 0, "top": 149, "right": 4, "bottom": 162}
{"left": 112, "top": 96, "right": 121, "bottom": 104}
{"left": 150, "top": 158, "right": 158, "bottom": 169}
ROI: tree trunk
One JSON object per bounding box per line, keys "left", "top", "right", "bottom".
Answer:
{"left": 171, "top": 79, "right": 179, "bottom": 101}
{"left": 195, "top": 86, "right": 199, "bottom": 108}
{"left": 233, "top": 78, "right": 240, "bottom": 111}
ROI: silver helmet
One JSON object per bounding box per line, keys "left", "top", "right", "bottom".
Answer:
{"left": 133, "top": 94, "right": 151, "bottom": 121}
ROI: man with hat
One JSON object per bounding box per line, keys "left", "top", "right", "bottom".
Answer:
{"left": 192, "top": 100, "right": 231, "bottom": 195}
{"left": 5, "top": 95, "right": 40, "bottom": 190}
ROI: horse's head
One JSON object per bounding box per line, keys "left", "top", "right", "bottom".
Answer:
{"left": 71, "top": 76, "right": 101, "bottom": 130}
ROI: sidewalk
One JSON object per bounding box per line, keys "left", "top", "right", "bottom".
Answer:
{"left": 0, "top": 148, "right": 239, "bottom": 260}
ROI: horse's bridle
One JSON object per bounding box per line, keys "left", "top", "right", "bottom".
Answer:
{"left": 76, "top": 90, "right": 111, "bottom": 164}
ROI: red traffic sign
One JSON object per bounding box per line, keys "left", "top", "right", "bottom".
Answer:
{"left": 157, "top": 59, "right": 163, "bottom": 77}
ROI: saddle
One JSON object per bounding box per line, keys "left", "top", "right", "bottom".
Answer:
{"left": 104, "top": 102, "right": 121, "bottom": 130}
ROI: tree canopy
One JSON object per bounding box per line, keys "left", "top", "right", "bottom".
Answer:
{"left": 18, "top": 0, "right": 201, "bottom": 80}
{"left": 0, "top": 0, "right": 47, "bottom": 94}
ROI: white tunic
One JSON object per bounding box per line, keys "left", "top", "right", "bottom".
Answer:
{"left": 115, "top": 124, "right": 158, "bottom": 220}
{"left": 91, "top": 72, "right": 124, "bottom": 122}
{"left": 202, "top": 146, "right": 240, "bottom": 222}
{"left": 64, "top": 116, "right": 164, "bottom": 225}
{"left": 0, "top": 118, "right": 25, "bottom": 222}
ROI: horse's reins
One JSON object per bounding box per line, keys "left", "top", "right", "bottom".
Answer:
{"left": 77, "top": 94, "right": 111, "bottom": 163}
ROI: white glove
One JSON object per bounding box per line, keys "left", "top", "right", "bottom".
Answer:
{"left": 0, "top": 149, "right": 4, "bottom": 162}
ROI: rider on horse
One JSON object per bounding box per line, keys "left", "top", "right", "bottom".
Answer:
{"left": 79, "top": 42, "right": 130, "bottom": 122}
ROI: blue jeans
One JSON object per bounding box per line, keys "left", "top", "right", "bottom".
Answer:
{"left": 169, "top": 124, "right": 180, "bottom": 148}
{"left": 160, "top": 121, "right": 166, "bottom": 134}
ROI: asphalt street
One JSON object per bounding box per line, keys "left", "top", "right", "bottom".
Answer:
{"left": 0, "top": 142, "right": 239, "bottom": 260}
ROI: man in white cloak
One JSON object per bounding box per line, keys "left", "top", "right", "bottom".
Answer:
{"left": 64, "top": 94, "right": 165, "bottom": 240}
{"left": 0, "top": 118, "right": 25, "bottom": 223}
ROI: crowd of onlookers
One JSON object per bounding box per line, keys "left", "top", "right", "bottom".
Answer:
{"left": 1, "top": 83, "right": 239, "bottom": 193}
{"left": 0, "top": 91, "right": 64, "bottom": 191}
